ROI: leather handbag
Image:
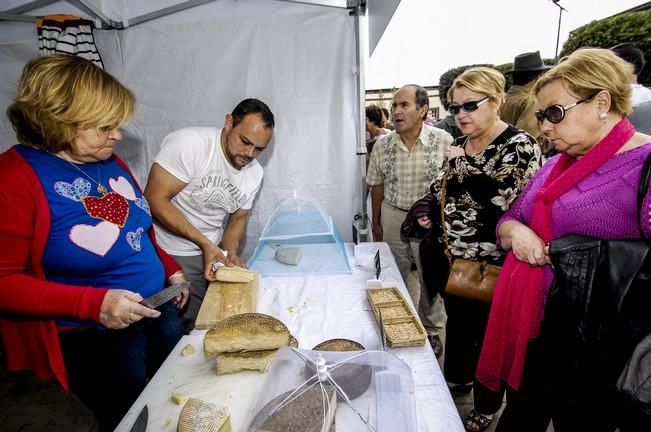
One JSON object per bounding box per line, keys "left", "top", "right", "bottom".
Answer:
{"left": 439, "top": 162, "right": 500, "bottom": 303}
{"left": 445, "top": 258, "right": 500, "bottom": 303}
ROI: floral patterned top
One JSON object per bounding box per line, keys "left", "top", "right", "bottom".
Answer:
{"left": 431, "top": 125, "right": 541, "bottom": 264}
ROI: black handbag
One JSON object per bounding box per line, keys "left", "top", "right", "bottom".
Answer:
{"left": 545, "top": 151, "right": 651, "bottom": 430}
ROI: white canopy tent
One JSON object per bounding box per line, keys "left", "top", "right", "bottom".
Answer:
{"left": 0, "top": 0, "right": 400, "bottom": 258}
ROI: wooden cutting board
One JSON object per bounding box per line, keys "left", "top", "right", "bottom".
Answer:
{"left": 195, "top": 274, "right": 259, "bottom": 329}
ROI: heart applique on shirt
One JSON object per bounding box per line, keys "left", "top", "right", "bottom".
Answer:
{"left": 126, "top": 227, "right": 144, "bottom": 251}
{"left": 82, "top": 192, "right": 129, "bottom": 227}
{"left": 134, "top": 197, "right": 151, "bottom": 215}
{"left": 54, "top": 177, "right": 91, "bottom": 202}
{"left": 69, "top": 221, "right": 120, "bottom": 256}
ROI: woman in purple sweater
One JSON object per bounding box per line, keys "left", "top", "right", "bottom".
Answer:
{"left": 475, "top": 48, "right": 651, "bottom": 432}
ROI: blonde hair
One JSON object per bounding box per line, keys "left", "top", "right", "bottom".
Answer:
{"left": 447, "top": 67, "right": 505, "bottom": 107}
{"left": 7, "top": 54, "right": 135, "bottom": 152}
{"left": 533, "top": 48, "right": 632, "bottom": 117}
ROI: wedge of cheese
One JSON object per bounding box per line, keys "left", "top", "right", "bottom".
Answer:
{"left": 214, "top": 266, "right": 256, "bottom": 283}
{"left": 215, "top": 348, "right": 277, "bottom": 375}
{"left": 214, "top": 334, "right": 299, "bottom": 375}
{"left": 177, "top": 398, "right": 230, "bottom": 432}
{"left": 204, "top": 313, "right": 290, "bottom": 354}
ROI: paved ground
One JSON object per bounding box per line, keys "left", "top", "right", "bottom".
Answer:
{"left": 0, "top": 350, "right": 97, "bottom": 432}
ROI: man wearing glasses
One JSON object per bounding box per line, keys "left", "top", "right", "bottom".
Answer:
{"left": 367, "top": 84, "right": 453, "bottom": 357}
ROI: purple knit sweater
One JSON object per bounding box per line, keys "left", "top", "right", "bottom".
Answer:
{"left": 500, "top": 143, "right": 651, "bottom": 240}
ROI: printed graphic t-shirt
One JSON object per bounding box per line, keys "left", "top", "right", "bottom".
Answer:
{"left": 153, "top": 127, "right": 263, "bottom": 255}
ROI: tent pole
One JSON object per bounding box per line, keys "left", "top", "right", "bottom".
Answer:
{"left": 352, "top": 2, "right": 370, "bottom": 243}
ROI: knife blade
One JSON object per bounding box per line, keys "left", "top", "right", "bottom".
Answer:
{"left": 129, "top": 404, "right": 148, "bottom": 432}
{"left": 140, "top": 282, "right": 190, "bottom": 309}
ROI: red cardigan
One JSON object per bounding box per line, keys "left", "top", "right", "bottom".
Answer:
{"left": 0, "top": 148, "right": 180, "bottom": 390}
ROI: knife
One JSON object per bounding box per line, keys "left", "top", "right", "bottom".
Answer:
{"left": 140, "top": 282, "right": 190, "bottom": 309}
{"left": 129, "top": 404, "right": 148, "bottom": 432}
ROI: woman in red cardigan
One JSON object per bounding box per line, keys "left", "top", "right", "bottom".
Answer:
{"left": 0, "top": 54, "right": 188, "bottom": 431}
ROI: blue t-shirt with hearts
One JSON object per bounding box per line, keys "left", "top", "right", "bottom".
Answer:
{"left": 16, "top": 145, "right": 164, "bottom": 307}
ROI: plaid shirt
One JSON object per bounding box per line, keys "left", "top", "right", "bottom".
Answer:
{"left": 367, "top": 124, "right": 452, "bottom": 210}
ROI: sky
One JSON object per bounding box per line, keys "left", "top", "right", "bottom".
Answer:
{"left": 366, "top": 0, "right": 646, "bottom": 89}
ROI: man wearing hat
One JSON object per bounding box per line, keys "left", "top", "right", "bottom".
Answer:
{"left": 501, "top": 51, "right": 551, "bottom": 153}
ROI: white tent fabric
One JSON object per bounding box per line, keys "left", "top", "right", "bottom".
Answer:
{"left": 0, "top": 1, "right": 366, "bottom": 259}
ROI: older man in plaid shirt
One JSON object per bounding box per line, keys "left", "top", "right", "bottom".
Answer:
{"left": 367, "top": 84, "right": 452, "bottom": 356}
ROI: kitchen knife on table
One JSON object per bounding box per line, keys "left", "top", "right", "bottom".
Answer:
{"left": 129, "top": 404, "right": 148, "bottom": 432}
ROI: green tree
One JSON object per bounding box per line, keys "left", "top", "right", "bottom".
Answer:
{"left": 560, "top": 10, "right": 651, "bottom": 84}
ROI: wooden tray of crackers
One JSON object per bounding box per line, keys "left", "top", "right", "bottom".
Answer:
{"left": 367, "top": 287, "right": 426, "bottom": 347}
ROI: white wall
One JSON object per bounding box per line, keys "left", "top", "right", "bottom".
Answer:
{"left": 0, "top": 2, "right": 361, "bottom": 258}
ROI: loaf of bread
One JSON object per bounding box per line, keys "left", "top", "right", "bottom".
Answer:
{"left": 204, "top": 313, "right": 290, "bottom": 354}
{"left": 252, "top": 386, "right": 336, "bottom": 432}
{"left": 177, "top": 398, "right": 230, "bottom": 432}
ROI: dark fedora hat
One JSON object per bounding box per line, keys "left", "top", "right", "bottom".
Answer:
{"left": 507, "top": 51, "right": 552, "bottom": 74}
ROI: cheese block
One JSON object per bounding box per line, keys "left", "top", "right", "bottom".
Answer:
{"left": 215, "top": 266, "right": 256, "bottom": 283}
{"left": 177, "top": 398, "right": 231, "bottom": 432}
{"left": 274, "top": 247, "right": 303, "bottom": 266}
{"left": 215, "top": 334, "right": 299, "bottom": 375}
{"left": 204, "top": 313, "right": 290, "bottom": 354}
{"left": 215, "top": 348, "right": 277, "bottom": 375}
{"left": 251, "top": 386, "right": 337, "bottom": 432}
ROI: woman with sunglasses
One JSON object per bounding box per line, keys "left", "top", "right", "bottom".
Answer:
{"left": 476, "top": 48, "right": 651, "bottom": 431}
{"left": 413, "top": 66, "right": 541, "bottom": 431}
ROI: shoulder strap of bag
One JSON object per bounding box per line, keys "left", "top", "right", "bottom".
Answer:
{"left": 636, "top": 150, "right": 651, "bottom": 237}
{"left": 439, "top": 165, "right": 451, "bottom": 263}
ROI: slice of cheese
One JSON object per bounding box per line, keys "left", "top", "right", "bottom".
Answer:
{"left": 214, "top": 266, "right": 256, "bottom": 283}
{"left": 204, "top": 313, "right": 290, "bottom": 354}
{"left": 274, "top": 247, "right": 302, "bottom": 266}
{"left": 177, "top": 398, "right": 231, "bottom": 432}
{"left": 214, "top": 334, "right": 299, "bottom": 375}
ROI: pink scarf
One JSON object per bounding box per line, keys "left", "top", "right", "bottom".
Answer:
{"left": 475, "top": 118, "right": 636, "bottom": 391}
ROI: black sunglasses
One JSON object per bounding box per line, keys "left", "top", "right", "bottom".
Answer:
{"left": 448, "top": 97, "right": 489, "bottom": 115}
{"left": 534, "top": 99, "right": 587, "bottom": 124}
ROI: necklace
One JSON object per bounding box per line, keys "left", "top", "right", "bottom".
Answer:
{"left": 58, "top": 154, "right": 108, "bottom": 195}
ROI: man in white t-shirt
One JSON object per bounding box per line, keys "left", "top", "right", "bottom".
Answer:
{"left": 145, "top": 99, "right": 274, "bottom": 331}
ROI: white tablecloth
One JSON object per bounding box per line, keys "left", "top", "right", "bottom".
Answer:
{"left": 115, "top": 242, "right": 463, "bottom": 432}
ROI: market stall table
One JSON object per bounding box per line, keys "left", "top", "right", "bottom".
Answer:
{"left": 115, "top": 242, "right": 463, "bottom": 431}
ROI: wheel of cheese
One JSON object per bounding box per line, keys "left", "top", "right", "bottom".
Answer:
{"left": 307, "top": 338, "right": 372, "bottom": 400}
{"left": 204, "top": 313, "right": 290, "bottom": 354}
